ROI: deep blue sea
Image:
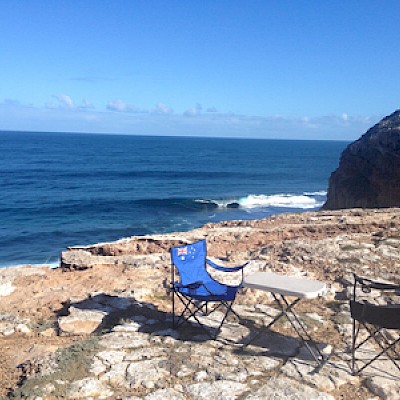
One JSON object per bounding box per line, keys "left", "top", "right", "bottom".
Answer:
{"left": 0, "top": 131, "right": 348, "bottom": 267}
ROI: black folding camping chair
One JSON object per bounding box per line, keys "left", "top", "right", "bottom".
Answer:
{"left": 350, "top": 274, "right": 400, "bottom": 375}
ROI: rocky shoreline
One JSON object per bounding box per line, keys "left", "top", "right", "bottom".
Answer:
{"left": 1, "top": 208, "right": 400, "bottom": 399}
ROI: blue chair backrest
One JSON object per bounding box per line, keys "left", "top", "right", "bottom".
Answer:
{"left": 171, "top": 240, "right": 210, "bottom": 286}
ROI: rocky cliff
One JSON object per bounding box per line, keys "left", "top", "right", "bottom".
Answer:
{"left": 323, "top": 110, "right": 400, "bottom": 210}
{"left": 1, "top": 208, "right": 400, "bottom": 398}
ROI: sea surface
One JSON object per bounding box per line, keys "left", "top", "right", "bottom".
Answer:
{"left": 0, "top": 131, "right": 348, "bottom": 267}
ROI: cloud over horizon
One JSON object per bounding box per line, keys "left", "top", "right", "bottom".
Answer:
{"left": 152, "top": 103, "right": 173, "bottom": 115}
{"left": 0, "top": 96, "right": 379, "bottom": 140}
{"left": 106, "top": 99, "right": 145, "bottom": 113}
{"left": 45, "top": 95, "right": 96, "bottom": 111}
{"left": 53, "top": 94, "right": 74, "bottom": 109}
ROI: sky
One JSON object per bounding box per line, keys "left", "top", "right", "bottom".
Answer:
{"left": 1, "top": 1, "right": 399, "bottom": 140}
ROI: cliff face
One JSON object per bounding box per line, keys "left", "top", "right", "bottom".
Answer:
{"left": 323, "top": 109, "right": 400, "bottom": 210}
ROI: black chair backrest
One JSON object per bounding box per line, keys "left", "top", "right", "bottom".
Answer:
{"left": 350, "top": 300, "right": 400, "bottom": 329}
{"left": 350, "top": 274, "right": 400, "bottom": 329}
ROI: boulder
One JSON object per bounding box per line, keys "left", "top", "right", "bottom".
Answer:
{"left": 58, "top": 307, "right": 106, "bottom": 335}
{"left": 183, "top": 380, "right": 248, "bottom": 400}
{"left": 324, "top": 110, "right": 400, "bottom": 209}
{"left": 67, "top": 377, "right": 114, "bottom": 399}
{"left": 0, "top": 282, "right": 15, "bottom": 297}
{"left": 245, "top": 376, "right": 335, "bottom": 400}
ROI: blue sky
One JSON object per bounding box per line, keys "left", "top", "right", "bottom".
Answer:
{"left": 1, "top": 1, "right": 399, "bottom": 140}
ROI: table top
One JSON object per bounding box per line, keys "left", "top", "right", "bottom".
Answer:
{"left": 243, "top": 271, "right": 327, "bottom": 299}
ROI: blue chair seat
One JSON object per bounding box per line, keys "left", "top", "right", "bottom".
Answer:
{"left": 173, "top": 280, "right": 241, "bottom": 301}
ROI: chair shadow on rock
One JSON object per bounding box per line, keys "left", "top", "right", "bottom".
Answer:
{"left": 58, "top": 293, "right": 168, "bottom": 334}
{"left": 59, "top": 291, "right": 333, "bottom": 373}
{"left": 57, "top": 292, "right": 231, "bottom": 342}
{"left": 350, "top": 274, "right": 400, "bottom": 379}
{"left": 169, "top": 239, "right": 249, "bottom": 340}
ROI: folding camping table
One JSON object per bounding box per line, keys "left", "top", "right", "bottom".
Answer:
{"left": 243, "top": 271, "right": 328, "bottom": 366}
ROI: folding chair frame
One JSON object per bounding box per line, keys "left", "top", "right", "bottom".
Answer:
{"left": 350, "top": 274, "right": 400, "bottom": 375}
{"left": 172, "top": 286, "right": 240, "bottom": 339}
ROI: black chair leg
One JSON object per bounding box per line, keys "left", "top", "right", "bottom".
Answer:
{"left": 352, "top": 319, "right": 357, "bottom": 375}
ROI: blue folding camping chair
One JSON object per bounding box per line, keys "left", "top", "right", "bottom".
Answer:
{"left": 170, "top": 239, "right": 248, "bottom": 338}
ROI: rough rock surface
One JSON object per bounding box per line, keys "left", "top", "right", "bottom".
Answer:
{"left": 1, "top": 208, "right": 400, "bottom": 399}
{"left": 58, "top": 307, "right": 107, "bottom": 335}
{"left": 324, "top": 110, "right": 400, "bottom": 210}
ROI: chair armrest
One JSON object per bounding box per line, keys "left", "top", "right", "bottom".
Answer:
{"left": 206, "top": 259, "right": 249, "bottom": 272}
{"left": 172, "top": 281, "right": 202, "bottom": 289}
{"left": 354, "top": 274, "right": 400, "bottom": 294}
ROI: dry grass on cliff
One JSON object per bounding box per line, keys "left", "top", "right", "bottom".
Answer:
{"left": 0, "top": 334, "right": 90, "bottom": 398}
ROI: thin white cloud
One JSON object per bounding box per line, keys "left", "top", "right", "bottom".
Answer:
{"left": 80, "top": 99, "right": 95, "bottom": 110}
{"left": 2, "top": 98, "right": 22, "bottom": 107}
{"left": 46, "top": 95, "right": 95, "bottom": 111}
{"left": 0, "top": 97, "right": 380, "bottom": 140}
{"left": 106, "top": 99, "right": 145, "bottom": 113}
{"left": 206, "top": 107, "right": 218, "bottom": 113}
{"left": 184, "top": 103, "right": 203, "bottom": 117}
{"left": 54, "top": 94, "right": 74, "bottom": 109}
{"left": 152, "top": 102, "right": 173, "bottom": 114}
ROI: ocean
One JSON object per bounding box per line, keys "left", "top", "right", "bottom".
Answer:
{"left": 0, "top": 131, "right": 348, "bottom": 268}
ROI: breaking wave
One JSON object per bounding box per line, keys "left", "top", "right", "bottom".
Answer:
{"left": 195, "top": 192, "right": 326, "bottom": 210}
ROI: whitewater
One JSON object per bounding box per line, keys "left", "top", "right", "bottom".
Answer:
{"left": 197, "top": 192, "right": 326, "bottom": 210}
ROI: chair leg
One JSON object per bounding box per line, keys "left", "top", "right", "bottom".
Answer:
{"left": 229, "top": 306, "right": 241, "bottom": 321}
{"left": 352, "top": 318, "right": 357, "bottom": 375}
{"left": 215, "top": 300, "right": 235, "bottom": 334}
{"left": 170, "top": 289, "right": 241, "bottom": 340}
{"left": 172, "top": 290, "right": 176, "bottom": 328}
{"left": 351, "top": 321, "right": 400, "bottom": 375}
{"left": 358, "top": 327, "right": 400, "bottom": 375}
{"left": 173, "top": 293, "right": 210, "bottom": 331}
{"left": 374, "top": 329, "right": 400, "bottom": 368}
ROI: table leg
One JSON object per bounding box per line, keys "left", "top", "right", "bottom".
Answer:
{"left": 274, "top": 294, "right": 325, "bottom": 366}
{"left": 242, "top": 294, "right": 326, "bottom": 367}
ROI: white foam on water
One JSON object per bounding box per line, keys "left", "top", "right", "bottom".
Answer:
{"left": 303, "top": 190, "right": 327, "bottom": 196}
{"left": 0, "top": 261, "right": 60, "bottom": 269}
{"left": 239, "top": 194, "right": 324, "bottom": 209}
{"left": 195, "top": 199, "right": 239, "bottom": 208}
{"left": 196, "top": 192, "right": 325, "bottom": 210}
